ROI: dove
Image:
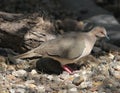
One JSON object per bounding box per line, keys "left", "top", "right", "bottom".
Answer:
{"left": 14, "top": 26, "right": 109, "bottom": 74}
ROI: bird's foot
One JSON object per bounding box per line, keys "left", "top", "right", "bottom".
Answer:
{"left": 62, "top": 65, "right": 74, "bottom": 74}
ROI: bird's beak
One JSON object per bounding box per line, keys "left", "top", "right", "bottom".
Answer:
{"left": 105, "top": 34, "right": 110, "bottom": 40}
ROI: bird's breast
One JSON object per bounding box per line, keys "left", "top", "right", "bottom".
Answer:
{"left": 79, "top": 38, "right": 94, "bottom": 58}
{"left": 47, "top": 38, "right": 95, "bottom": 65}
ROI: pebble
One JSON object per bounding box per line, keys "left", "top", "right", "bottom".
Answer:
{"left": 47, "top": 75, "right": 54, "bottom": 80}
{"left": 72, "top": 76, "right": 84, "bottom": 86}
{"left": 68, "top": 87, "right": 78, "bottom": 93}
{"left": 15, "top": 88, "right": 26, "bottom": 93}
{"left": 12, "top": 84, "right": 26, "bottom": 89}
{"left": 9, "top": 89, "right": 15, "bottom": 93}
{"left": 1, "top": 46, "right": 120, "bottom": 93}
{"left": 111, "top": 62, "right": 120, "bottom": 71}
{"left": 31, "top": 69, "right": 37, "bottom": 75}
{"left": 60, "top": 71, "right": 70, "bottom": 78}
{"left": 58, "top": 90, "right": 67, "bottom": 93}
{"left": 0, "top": 56, "right": 6, "bottom": 63}
{"left": 67, "top": 83, "right": 76, "bottom": 89}
{"left": 12, "top": 69, "right": 27, "bottom": 77}
{"left": 52, "top": 75, "right": 61, "bottom": 82}
{"left": 110, "top": 70, "right": 120, "bottom": 79}
{"left": 108, "top": 53, "right": 115, "bottom": 60}
{"left": 37, "top": 85, "right": 45, "bottom": 93}
{"left": 109, "top": 61, "right": 120, "bottom": 79}
{"left": 93, "top": 75, "right": 105, "bottom": 81}
{"left": 50, "top": 83, "right": 60, "bottom": 90}
{"left": 25, "top": 80, "right": 35, "bottom": 84}
{"left": 6, "top": 74, "right": 16, "bottom": 81}
{"left": 26, "top": 83, "right": 37, "bottom": 89}
{"left": 45, "top": 86, "right": 53, "bottom": 92}
{"left": 80, "top": 81, "right": 92, "bottom": 89}
{"left": 7, "top": 65, "right": 16, "bottom": 71}
{"left": 0, "top": 56, "right": 7, "bottom": 71}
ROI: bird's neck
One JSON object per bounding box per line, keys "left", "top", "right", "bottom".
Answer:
{"left": 88, "top": 32, "right": 97, "bottom": 43}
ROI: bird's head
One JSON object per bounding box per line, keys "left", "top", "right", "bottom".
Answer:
{"left": 90, "top": 26, "right": 109, "bottom": 39}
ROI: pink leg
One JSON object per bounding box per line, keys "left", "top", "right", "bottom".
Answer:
{"left": 62, "top": 65, "right": 73, "bottom": 74}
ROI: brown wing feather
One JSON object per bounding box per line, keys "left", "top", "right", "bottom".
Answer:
{"left": 15, "top": 32, "right": 86, "bottom": 59}
{"left": 36, "top": 33, "right": 86, "bottom": 59}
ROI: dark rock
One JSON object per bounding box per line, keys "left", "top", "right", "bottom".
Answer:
{"left": 36, "top": 57, "right": 63, "bottom": 74}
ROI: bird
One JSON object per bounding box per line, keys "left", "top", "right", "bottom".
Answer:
{"left": 13, "top": 26, "right": 109, "bottom": 74}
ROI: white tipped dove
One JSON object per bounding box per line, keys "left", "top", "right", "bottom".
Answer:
{"left": 14, "top": 26, "right": 108, "bottom": 74}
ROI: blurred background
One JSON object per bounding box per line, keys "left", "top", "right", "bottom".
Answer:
{"left": 0, "top": 0, "right": 120, "bottom": 53}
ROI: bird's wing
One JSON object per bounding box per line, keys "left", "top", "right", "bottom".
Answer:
{"left": 34, "top": 34, "right": 86, "bottom": 59}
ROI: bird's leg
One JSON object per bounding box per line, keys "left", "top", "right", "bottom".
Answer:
{"left": 62, "top": 65, "right": 73, "bottom": 74}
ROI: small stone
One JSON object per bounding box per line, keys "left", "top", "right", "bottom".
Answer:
{"left": 108, "top": 53, "right": 115, "bottom": 59}
{"left": 50, "top": 83, "right": 59, "bottom": 90}
{"left": 72, "top": 76, "right": 84, "bottom": 86}
{"left": 68, "top": 87, "right": 78, "bottom": 93}
{"left": 46, "top": 75, "right": 53, "bottom": 80}
{"left": 112, "top": 71, "right": 120, "bottom": 79}
{"left": 59, "top": 71, "right": 70, "bottom": 80}
{"left": 58, "top": 90, "right": 67, "bottom": 93}
{"left": 9, "top": 89, "right": 15, "bottom": 93}
{"left": 93, "top": 75, "right": 105, "bottom": 82}
{"left": 112, "top": 62, "right": 120, "bottom": 71}
{"left": 74, "top": 70, "right": 81, "bottom": 75}
{"left": 0, "top": 56, "right": 6, "bottom": 62}
{"left": 11, "top": 84, "right": 27, "bottom": 93}
{"left": 0, "top": 56, "right": 7, "bottom": 71}
{"left": 0, "top": 62, "right": 7, "bottom": 71}
{"left": 6, "top": 74, "right": 16, "bottom": 81}
{"left": 7, "top": 65, "right": 15, "bottom": 71}
{"left": 80, "top": 81, "right": 92, "bottom": 89}
{"left": 93, "top": 81, "right": 103, "bottom": 86}
{"left": 15, "top": 88, "right": 26, "bottom": 93}
{"left": 12, "top": 84, "right": 26, "bottom": 89}
{"left": 45, "top": 86, "right": 53, "bottom": 92}
{"left": 67, "top": 83, "right": 76, "bottom": 89}
{"left": 89, "top": 87, "right": 99, "bottom": 92}
{"left": 52, "top": 75, "right": 61, "bottom": 82}
{"left": 37, "top": 85, "right": 45, "bottom": 93}
{"left": 26, "top": 84, "right": 37, "bottom": 89}
{"left": 109, "top": 62, "right": 120, "bottom": 79}
{"left": 12, "top": 69, "right": 27, "bottom": 77}
{"left": 31, "top": 69, "right": 37, "bottom": 75}
{"left": 25, "top": 80, "right": 35, "bottom": 84}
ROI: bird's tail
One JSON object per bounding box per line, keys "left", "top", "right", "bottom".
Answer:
{"left": 14, "top": 50, "right": 41, "bottom": 59}
{"left": 8, "top": 50, "right": 41, "bottom": 64}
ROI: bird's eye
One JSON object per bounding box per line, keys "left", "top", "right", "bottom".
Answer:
{"left": 100, "top": 31, "right": 104, "bottom": 35}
